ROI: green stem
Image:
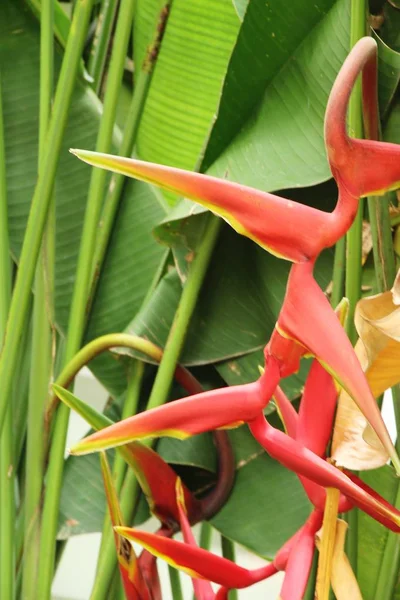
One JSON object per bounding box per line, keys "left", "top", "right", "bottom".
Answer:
{"left": 37, "top": 2, "right": 137, "bottom": 597}
{"left": 0, "top": 0, "right": 93, "bottom": 438}
{"left": 87, "top": 0, "right": 119, "bottom": 95}
{"left": 303, "top": 550, "right": 318, "bottom": 600}
{"left": 192, "top": 522, "right": 213, "bottom": 600}
{"left": 97, "top": 360, "right": 144, "bottom": 568}
{"left": 344, "top": 0, "right": 367, "bottom": 574}
{"left": 199, "top": 521, "right": 213, "bottom": 550}
{"left": 22, "top": 1, "right": 55, "bottom": 595}
{"left": 330, "top": 236, "right": 345, "bottom": 308}
{"left": 221, "top": 537, "right": 238, "bottom": 600}
{"left": 373, "top": 480, "right": 400, "bottom": 600}
{"left": 146, "top": 216, "right": 220, "bottom": 412}
{"left": 0, "top": 73, "right": 14, "bottom": 600}
{"left": 368, "top": 195, "right": 396, "bottom": 292}
{"left": 168, "top": 566, "right": 184, "bottom": 600}
{"left": 88, "top": 68, "right": 156, "bottom": 310}
{"left": 87, "top": 0, "right": 174, "bottom": 314}
{"left": 90, "top": 217, "right": 221, "bottom": 598}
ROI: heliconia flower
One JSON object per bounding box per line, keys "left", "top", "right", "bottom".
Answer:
{"left": 99, "top": 452, "right": 151, "bottom": 600}
{"left": 325, "top": 36, "right": 400, "bottom": 198}
{"left": 54, "top": 385, "right": 201, "bottom": 527}
{"left": 248, "top": 412, "right": 400, "bottom": 532}
{"left": 68, "top": 358, "right": 281, "bottom": 455}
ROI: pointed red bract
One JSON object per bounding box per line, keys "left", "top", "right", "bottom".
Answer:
{"left": 70, "top": 361, "right": 280, "bottom": 455}
{"left": 70, "top": 149, "right": 343, "bottom": 263}
{"left": 249, "top": 413, "right": 400, "bottom": 531}
{"left": 99, "top": 453, "right": 151, "bottom": 600}
{"left": 280, "top": 510, "right": 322, "bottom": 600}
{"left": 325, "top": 36, "right": 400, "bottom": 197}
{"left": 115, "top": 526, "right": 278, "bottom": 589}
{"left": 127, "top": 441, "right": 202, "bottom": 527}
{"left": 296, "top": 359, "right": 338, "bottom": 457}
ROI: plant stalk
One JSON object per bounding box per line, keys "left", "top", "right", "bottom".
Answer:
{"left": 168, "top": 565, "right": 184, "bottom": 600}
{"left": 22, "top": 0, "right": 55, "bottom": 594}
{"left": 331, "top": 236, "right": 345, "bottom": 308}
{"left": 97, "top": 360, "right": 144, "bottom": 567}
{"left": 373, "top": 479, "right": 400, "bottom": 600}
{"left": 37, "top": 1, "right": 137, "bottom": 596}
{"left": 221, "top": 537, "right": 238, "bottom": 600}
{"left": 344, "top": 0, "right": 367, "bottom": 574}
{"left": 0, "top": 73, "right": 15, "bottom": 600}
{"left": 87, "top": 0, "right": 119, "bottom": 95}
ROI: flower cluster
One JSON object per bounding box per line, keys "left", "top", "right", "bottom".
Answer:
{"left": 64, "top": 37, "right": 400, "bottom": 599}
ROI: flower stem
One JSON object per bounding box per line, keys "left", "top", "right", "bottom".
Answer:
{"left": 87, "top": 0, "right": 119, "bottom": 95}
{"left": 0, "top": 72, "right": 14, "bottom": 600}
{"left": 146, "top": 215, "right": 221, "bottom": 412}
{"left": 344, "top": 0, "right": 367, "bottom": 574}
{"left": 96, "top": 360, "right": 144, "bottom": 567}
{"left": 331, "top": 236, "right": 345, "bottom": 308}
{"left": 373, "top": 481, "right": 400, "bottom": 600}
{"left": 221, "top": 537, "right": 238, "bottom": 600}
{"left": 168, "top": 566, "right": 184, "bottom": 600}
{"left": 22, "top": 0, "right": 55, "bottom": 594}
{"left": 87, "top": 1, "right": 172, "bottom": 315}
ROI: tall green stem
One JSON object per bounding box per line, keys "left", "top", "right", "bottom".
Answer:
{"left": 87, "top": 69, "right": 156, "bottom": 310}
{"left": 168, "top": 566, "right": 184, "bottom": 600}
{"left": 0, "top": 74, "right": 15, "bottom": 600}
{"left": 96, "top": 360, "right": 144, "bottom": 567}
{"left": 221, "top": 537, "right": 238, "bottom": 600}
{"left": 344, "top": 0, "right": 367, "bottom": 574}
{"left": 87, "top": 0, "right": 173, "bottom": 314}
{"left": 373, "top": 465, "right": 400, "bottom": 600}
{"left": 90, "top": 216, "right": 221, "bottom": 598}
{"left": 37, "top": 2, "right": 136, "bottom": 597}
{"left": 146, "top": 216, "right": 220, "bottom": 412}
{"left": 87, "top": 0, "right": 119, "bottom": 95}
{"left": 331, "top": 236, "right": 345, "bottom": 308}
{"left": 22, "top": 1, "right": 54, "bottom": 595}
{"left": 0, "top": 0, "right": 93, "bottom": 438}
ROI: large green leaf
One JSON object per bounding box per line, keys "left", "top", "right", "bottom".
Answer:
{"left": 202, "top": 0, "right": 338, "bottom": 169}
{"left": 205, "top": 0, "right": 350, "bottom": 190}
{"left": 135, "top": 0, "right": 240, "bottom": 198}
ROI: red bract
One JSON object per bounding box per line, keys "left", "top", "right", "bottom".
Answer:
{"left": 69, "top": 359, "right": 280, "bottom": 453}
{"left": 99, "top": 452, "right": 152, "bottom": 600}
{"left": 325, "top": 37, "right": 400, "bottom": 198}
{"left": 248, "top": 413, "right": 400, "bottom": 532}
